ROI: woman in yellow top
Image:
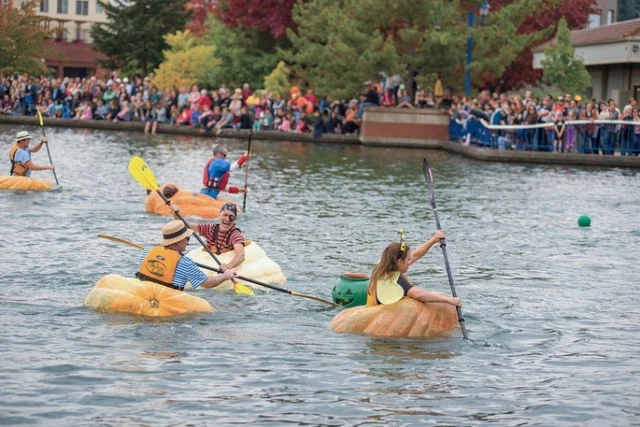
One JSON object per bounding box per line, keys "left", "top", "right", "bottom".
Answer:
{"left": 366, "top": 230, "right": 462, "bottom": 307}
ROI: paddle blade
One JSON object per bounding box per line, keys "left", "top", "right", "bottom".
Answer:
{"left": 234, "top": 281, "right": 254, "bottom": 296}
{"left": 36, "top": 109, "right": 44, "bottom": 127}
{"left": 128, "top": 156, "right": 159, "bottom": 192}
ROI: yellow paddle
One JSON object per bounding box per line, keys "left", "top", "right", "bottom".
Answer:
{"left": 127, "top": 156, "right": 253, "bottom": 296}
{"left": 98, "top": 233, "right": 340, "bottom": 307}
{"left": 36, "top": 109, "right": 59, "bottom": 185}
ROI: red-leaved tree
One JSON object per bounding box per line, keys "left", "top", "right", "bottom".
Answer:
{"left": 216, "top": 0, "right": 298, "bottom": 39}
{"left": 485, "top": 0, "right": 596, "bottom": 90}
{"left": 185, "top": 0, "right": 217, "bottom": 36}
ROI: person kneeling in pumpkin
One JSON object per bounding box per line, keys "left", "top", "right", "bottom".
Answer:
{"left": 367, "top": 230, "right": 462, "bottom": 307}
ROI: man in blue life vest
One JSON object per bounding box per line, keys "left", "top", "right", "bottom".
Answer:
{"left": 9, "top": 131, "right": 55, "bottom": 177}
{"left": 137, "top": 219, "right": 237, "bottom": 290}
{"left": 200, "top": 145, "right": 249, "bottom": 199}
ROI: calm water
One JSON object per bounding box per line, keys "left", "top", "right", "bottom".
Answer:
{"left": 1, "top": 125, "right": 639, "bottom": 426}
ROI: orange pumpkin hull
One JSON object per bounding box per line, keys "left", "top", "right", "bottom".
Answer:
{"left": 83, "top": 274, "right": 214, "bottom": 317}
{"left": 0, "top": 176, "right": 54, "bottom": 191}
{"left": 330, "top": 298, "right": 459, "bottom": 338}
{"left": 144, "top": 183, "right": 240, "bottom": 219}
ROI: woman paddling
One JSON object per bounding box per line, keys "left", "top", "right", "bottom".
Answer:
{"left": 366, "top": 230, "right": 462, "bottom": 307}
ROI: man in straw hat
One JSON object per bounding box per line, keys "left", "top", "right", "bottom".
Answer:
{"left": 175, "top": 203, "right": 246, "bottom": 272}
{"left": 9, "top": 131, "right": 55, "bottom": 177}
{"left": 137, "top": 219, "right": 237, "bottom": 291}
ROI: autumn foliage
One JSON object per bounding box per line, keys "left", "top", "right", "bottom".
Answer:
{"left": 216, "top": 0, "right": 297, "bottom": 39}
{"left": 485, "top": 0, "right": 596, "bottom": 90}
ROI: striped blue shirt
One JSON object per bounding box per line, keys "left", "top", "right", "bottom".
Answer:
{"left": 139, "top": 247, "right": 208, "bottom": 289}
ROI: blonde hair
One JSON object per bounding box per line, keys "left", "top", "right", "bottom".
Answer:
{"left": 367, "top": 242, "right": 410, "bottom": 305}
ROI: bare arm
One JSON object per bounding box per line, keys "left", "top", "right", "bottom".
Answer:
{"left": 220, "top": 243, "right": 245, "bottom": 270}
{"left": 407, "top": 287, "right": 461, "bottom": 307}
{"left": 409, "top": 230, "right": 445, "bottom": 265}
{"left": 29, "top": 138, "right": 47, "bottom": 153}
{"left": 200, "top": 269, "right": 236, "bottom": 289}
{"left": 24, "top": 159, "right": 54, "bottom": 171}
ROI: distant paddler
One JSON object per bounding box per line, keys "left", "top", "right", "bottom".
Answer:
{"left": 9, "top": 131, "right": 55, "bottom": 177}
{"left": 201, "top": 144, "right": 249, "bottom": 200}
{"left": 137, "top": 219, "right": 237, "bottom": 290}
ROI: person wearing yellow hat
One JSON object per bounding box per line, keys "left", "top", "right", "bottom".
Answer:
{"left": 365, "top": 230, "right": 462, "bottom": 307}
{"left": 137, "top": 220, "right": 237, "bottom": 290}
{"left": 9, "top": 131, "right": 55, "bottom": 177}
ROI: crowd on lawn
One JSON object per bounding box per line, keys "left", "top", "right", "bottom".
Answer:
{"left": 449, "top": 89, "right": 640, "bottom": 155}
{"left": 0, "top": 72, "right": 450, "bottom": 138}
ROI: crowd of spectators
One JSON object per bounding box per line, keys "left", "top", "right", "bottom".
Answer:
{"left": 0, "top": 72, "right": 451, "bottom": 138}
{"left": 449, "top": 89, "right": 640, "bottom": 155}
{"left": 5, "top": 72, "right": 634, "bottom": 155}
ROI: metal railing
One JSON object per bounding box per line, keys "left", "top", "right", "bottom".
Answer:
{"left": 449, "top": 118, "right": 640, "bottom": 155}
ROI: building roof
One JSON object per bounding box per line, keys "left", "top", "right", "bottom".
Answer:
{"left": 532, "top": 18, "right": 640, "bottom": 52}
{"left": 42, "top": 40, "right": 108, "bottom": 69}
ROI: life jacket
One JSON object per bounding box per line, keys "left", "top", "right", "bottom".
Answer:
{"left": 210, "top": 224, "right": 242, "bottom": 255}
{"left": 9, "top": 144, "right": 29, "bottom": 176}
{"left": 136, "top": 246, "right": 183, "bottom": 290}
{"left": 202, "top": 157, "right": 230, "bottom": 190}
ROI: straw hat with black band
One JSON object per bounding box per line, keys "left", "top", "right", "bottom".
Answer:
{"left": 160, "top": 220, "right": 193, "bottom": 246}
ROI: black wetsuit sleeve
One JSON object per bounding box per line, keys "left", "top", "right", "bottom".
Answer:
{"left": 398, "top": 275, "right": 413, "bottom": 296}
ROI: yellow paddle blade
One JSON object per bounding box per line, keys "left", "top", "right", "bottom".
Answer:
{"left": 377, "top": 272, "right": 404, "bottom": 305}
{"left": 36, "top": 109, "right": 44, "bottom": 127}
{"left": 234, "top": 281, "right": 254, "bottom": 295}
{"left": 128, "top": 156, "right": 159, "bottom": 192}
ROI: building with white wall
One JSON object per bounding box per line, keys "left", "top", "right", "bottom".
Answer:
{"left": 533, "top": 18, "right": 640, "bottom": 105}
{"left": 10, "top": 0, "right": 109, "bottom": 77}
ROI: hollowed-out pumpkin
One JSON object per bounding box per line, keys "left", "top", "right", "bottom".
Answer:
{"left": 330, "top": 297, "right": 459, "bottom": 338}
{"left": 83, "top": 274, "right": 213, "bottom": 317}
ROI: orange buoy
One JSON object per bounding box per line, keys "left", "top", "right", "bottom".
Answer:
{"left": 0, "top": 176, "right": 55, "bottom": 191}
{"left": 330, "top": 298, "right": 458, "bottom": 338}
{"left": 144, "top": 183, "right": 241, "bottom": 219}
{"left": 83, "top": 274, "right": 213, "bottom": 317}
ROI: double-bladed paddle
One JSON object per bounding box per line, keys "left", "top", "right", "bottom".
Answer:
{"left": 423, "top": 158, "right": 469, "bottom": 340}
{"left": 127, "top": 156, "right": 254, "bottom": 295}
{"left": 97, "top": 233, "right": 340, "bottom": 307}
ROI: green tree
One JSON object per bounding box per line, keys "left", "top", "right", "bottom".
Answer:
{"left": 91, "top": 0, "right": 190, "bottom": 76}
{"left": 153, "top": 30, "right": 217, "bottom": 90}
{"left": 0, "top": 1, "right": 50, "bottom": 75}
{"left": 618, "top": 0, "right": 640, "bottom": 21}
{"left": 283, "top": 0, "right": 549, "bottom": 99}
{"left": 200, "top": 15, "right": 281, "bottom": 90}
{"left": 264, "top": 61, "right": 291, "bottom": 97}
{"left": 540, "top": 18, "right": 591, "bottom": 95}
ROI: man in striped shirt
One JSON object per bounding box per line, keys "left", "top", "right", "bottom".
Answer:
{"left": 138, "top": 220, "right": 237, "bottom": 290}
{"left": 176, "top": 203, "right": 246, "bottom": 272}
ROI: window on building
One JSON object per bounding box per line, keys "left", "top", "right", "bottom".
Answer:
{"left": 587, "top": 13, "right": 601, "bottom": 29}
{"left": 57, "top": 0, "right": 68, "bottom": 14}
{"left": 76, "top": 0, "right": 88, "bottom": 15}
{"left": 607, "top": 10, "right": 614, "bottom": 25}
{"left": 40, "top": 0, "right": 48, "bottom": 12}
{"left": 96, "top": 1, "right": 103, "bottom": 13}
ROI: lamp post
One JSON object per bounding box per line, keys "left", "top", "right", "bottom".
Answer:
{"left": 464, "top": 1, "right": 491, "bottom": 96}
